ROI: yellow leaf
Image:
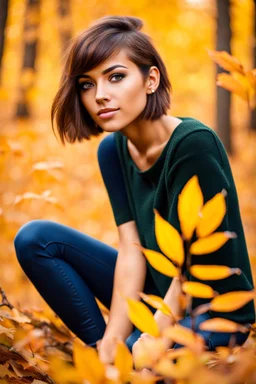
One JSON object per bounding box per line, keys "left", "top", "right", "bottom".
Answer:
{"left": 73, "top": 339, "right": 105, "bottom": 383}
{"left": 139, "top": 292, "right": 173, "bottom": 317}
{"left": 114, "top": 340, "right": 133, "bottom": 382}
{"left": 190, "top": 232, "right": 236, "bottom": 255}
{"left": 0, "top": 325, "right": 15, "bottom": 339}
{"left": 210, "top": 291, "right": 255, "bottom": 312}
{"left": 163, "top": 324, "right": 205, "bottom": 352}
{"left": 190, "top": 265, "right": 241, "bottom": 280}
{"left": 196, "top": 191, "right": 226, "bottom": 238}
{"left": 140, "top": 246, "right": 178, "bottom": 278}
{"left": 182, "top": 281, "right": 215, "bottom": 298}
{"left": 126, "top": 298, "right": 160, "bottom": 336}
{"left": 216, "top": 73, "right": 248, "bottom": 101}
{"left": 154, "top": 209, "right": 184, "bottom": 266}
{"left": 178, "top": 175, "right": 204, "bottom": 240}
{"left": 207, "top": 50, "right": 245, "bottom": 75}
{"left": 48, "top": 355, "right": 81, "bottom": 383}
{"left": 199, "top": 318, "right": 249, "bottom": 333}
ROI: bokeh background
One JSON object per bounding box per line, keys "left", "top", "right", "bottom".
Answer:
{"left": 0, "top": 0, "right": 255, "bottom": 314}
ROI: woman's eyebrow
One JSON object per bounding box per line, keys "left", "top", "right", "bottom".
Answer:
{"left": 77, "top": 64, "right": 128, "bottom": 80}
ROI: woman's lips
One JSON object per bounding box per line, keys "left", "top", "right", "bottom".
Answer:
{"left": 98, "top": 109, "right": 119, "bottom": 119}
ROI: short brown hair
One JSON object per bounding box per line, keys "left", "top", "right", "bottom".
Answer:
{"left": 51, "top": 15, "right": 172, "bottom": 145}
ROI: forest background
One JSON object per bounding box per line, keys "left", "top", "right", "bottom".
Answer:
{"left": 0, "top": 0, "right": 256, "bottom": 341}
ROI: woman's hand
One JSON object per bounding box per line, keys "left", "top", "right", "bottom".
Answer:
{"left": 132, "top": 333, "right": 153, "bottom": 369}
{"left": 96, "top": 336, "right": 118, "bottom": 364}
{"left": 132, "top": 332, "right": 171, "bottom": 371}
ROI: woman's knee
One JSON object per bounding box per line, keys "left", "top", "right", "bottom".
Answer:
{"left": 125, "top": 328, "right": 142, "bottom": 353}
{"left": 14, "top": 219, "right": 51, "bottom": 263}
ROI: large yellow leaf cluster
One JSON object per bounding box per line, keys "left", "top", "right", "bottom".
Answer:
{"left": 124, "top": 175, "right": 255, "bottom": 367}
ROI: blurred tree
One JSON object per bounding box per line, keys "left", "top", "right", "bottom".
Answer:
{"left": 250, "top": 0, "right": 256, "bottom": 130}
{"left": 15, "top": 0, "right": 40, "bottom": 118}
{"left": 0, "top": 0, "right": 9, "bottom": 85}
{"left": 216, "top": 0, "right": 232, "bottom": 153}
{"left": 57, "top": 0, "right": 73, "bottom": 57}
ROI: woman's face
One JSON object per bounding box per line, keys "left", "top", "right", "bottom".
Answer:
{"left": 77, "top": 49, "right": 152, "bottom": 132}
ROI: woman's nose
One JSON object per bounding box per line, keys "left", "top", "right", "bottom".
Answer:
{"left": 95, "top": 83, "right": 110, "bottom": 103}
{"left": 96, "top": 95, "right": 110, "bottom": 103}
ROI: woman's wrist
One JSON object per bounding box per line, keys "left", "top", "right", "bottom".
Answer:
{"left": 154, "top": 309, "right": 174, "bottom": 333}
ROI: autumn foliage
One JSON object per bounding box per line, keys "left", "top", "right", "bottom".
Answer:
{"left": 1, "top": 172, "right": 256, "bottom": 383}
{"left": 0, "top": 8, "right": 256, "bottom": 379}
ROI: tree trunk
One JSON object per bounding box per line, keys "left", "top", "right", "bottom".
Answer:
{"left": 57, "top": 0, "right": 72, "bottom": 56}
{"left": 250, "top": 0, "right": 256, "bottom": 130}
{"left": 216, "top": 0, "right": 232, "bottom": 154}
{"left": 0, "top": 0, "right": 9, "bottom": 85}
{"left": 15, "top": 0, "right": 40, "bottom": 118}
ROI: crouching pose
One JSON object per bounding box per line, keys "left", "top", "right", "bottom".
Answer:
{"left": 14, "top": 15, "right": 255, "bottom": 364}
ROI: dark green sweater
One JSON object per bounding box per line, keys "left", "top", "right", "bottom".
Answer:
{"left": 99, "top": 116, "right": 255, "bottom": 324}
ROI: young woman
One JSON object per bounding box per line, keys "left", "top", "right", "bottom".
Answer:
{"left": 14, "top": 15, "right": 255, "bottom": 364}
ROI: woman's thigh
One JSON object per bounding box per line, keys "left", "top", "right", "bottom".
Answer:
{"left": 14, "top": 219, "right": 118, "bottom": 309}
{"left": 14, "top": 219, "right": 160, "bottom": 311}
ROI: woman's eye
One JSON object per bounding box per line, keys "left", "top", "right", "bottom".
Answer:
{"left": 79, "top": 82, "right": 92, "bottom": 91}
{"left": 110, "top": 73, "right": 125, "bottom": 81}
{"left": 79, "top": 73, "right": 125, "bottom": 92}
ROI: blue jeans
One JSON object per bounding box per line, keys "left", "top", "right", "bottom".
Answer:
{"left": 13, "top": 220, "right": 250, "bottom": 352}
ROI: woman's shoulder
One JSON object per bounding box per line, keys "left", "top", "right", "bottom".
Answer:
{"left": 171, "top": 117, "right": 226, "bottom": 159}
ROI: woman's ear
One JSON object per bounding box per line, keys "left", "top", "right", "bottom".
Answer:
{"left": 146, "top": 66, "right": 160, "bottom": 92}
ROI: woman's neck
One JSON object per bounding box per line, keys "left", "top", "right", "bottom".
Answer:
{"left": 123, "top": 114, "right": 183, "bottom": 170}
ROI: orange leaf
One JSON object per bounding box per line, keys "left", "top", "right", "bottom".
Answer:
{"left": 48, "top": 354, "right": 81, "bottom": 383}
{"left": 140, "top": 246, "right": 178, "bottom": 278}
{"left": 196, "top": 191, "right": 226, "bottom": 238}
{"left": 139, "top": 292, "right": 174, "bottom": 317}
{"left": 182, "top": 281, "right": 215, "bottom": 298}
{"left": 209, "top": 291, "right": 255, "bottom": 312}
{"left": 73, "top": 339, "right": 105, "bottom": 383}
{"left": 190, "top": 232, "right": 236, "bottom": 255}
{"left": 0, "top": 325, "right": 16, "bottom": 339}
{"left": 178, "top": 175, "right": 204, "bottom": 240}
{"left": 216, "top": 73, "right": 248, "bottom": 101}
{"left": 207, "top": 50, "right": 245, "bottom": 75}
{"left": 163, "top": 324, "right": 205, "bottom": 352}
{"left": 126, "top": 297, "right": 160, "bottom": 336}
{"left": 114, "top": 340, "right": 133, "bottom": 382}
{"left": 190, "top": 265, "right": 241, "bottom": 280}
{"left": 199, "top": 317, "right": 249, "bottom": 333}
{"left": 154, "top": 209, "right": 184, "bottom": 266}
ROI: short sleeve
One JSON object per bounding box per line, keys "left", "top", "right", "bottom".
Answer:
{"left": 97, "top": 133, "right": 134, "bottom": 226}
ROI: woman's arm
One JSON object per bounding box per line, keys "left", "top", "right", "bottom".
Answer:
{"left": 98, "top": 220, "right": 147, "bottom": 363}
{"left": 154, "top": 276, "right": 184, "bottom": 332}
